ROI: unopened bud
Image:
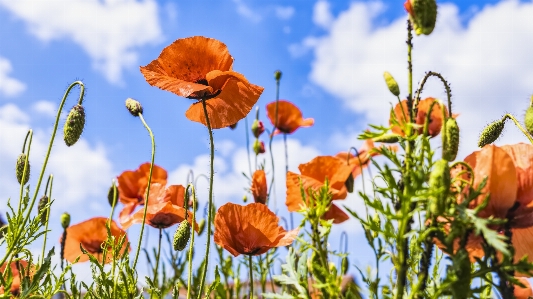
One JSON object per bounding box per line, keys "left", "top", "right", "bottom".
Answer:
{"left": 107, "top": 185, "right": 119, "bottom": 207}
{"left": 525, "top": 101, "right": 533, "bottom": 135}
{"left": 328, "top": 262, "right": 337, "bottom": 275}
{"left": 373, "top": 134, "right": 400, "bottom": 143}
{"left": 253, "top": 140, "right": 265, "bottom": 155}
{"left": 405, "top": 0, "right": 438, "bottom": 36}
{"left": 443, "top": 118, "right": 460, "bottom": 161}
{"left": 16, "top": 153, "right": 30, "bottom": 185}
{"left": 341, "top": 256, "right": 349, "bottom": 275}
{"left": 251, "top": 120, "right": 265, "bottom": 138}
{"left": 345, "top": 173, "right": 354, "bottom": 193}
{"left": 173, "top": 220, "right": 191, "bottom": 251}
{"left": 198, "top": 219, "right": 206, "bottom": 236}
{"left": 383, "top": 72, "right": 400, "bottom": 97}
{"left": 478, "top": 119, "right": 505, "bottom": 148}
{"left": 428, "top": 159, "right": 450, "bottom": 215}
{"left": 61, "top": 212, "right": 71, "bottom": 229}
{"left": 38, "top": 195, "right": 49, "bottom": 225}
{"left": 63, "top": 104, "right": 86, "bottom": 147}
{"left": 274, "top": 70, "right": 282, "bottom": 81}
{"left": 243, "top": 195, "right": 248, "bottom": 203}
{"left": 125, "top": 98, "right": 143, "bottom": 116}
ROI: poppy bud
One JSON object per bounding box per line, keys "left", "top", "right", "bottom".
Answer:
{"left": 373, "top": 134, "right": 400, "bottom": 143}
{"left": 38, "top": 195, "right": 49, "bottom": 225}
{"left": 251, "top": 120, "right": 265, "bottom": 138}
{"left": 329, "top": 262, "right": 337, "bottom": 275}
{"left": 107, "top": 185, "right": 118, "bottom": 208}
{"left": 198, "top": 219, "right": 206, "bottom": 236}
{"left": 173, "top": 220, "right": 191, "bottom": 251}
{"left": 61, "top": 212, "right": 71, "bottom": 229}
{"left": 229, "top": 122, "right": 238, "bottom": 130}
{"left": 478, "top": 119, "right": 505, "bottom": 148}
{"left": 345, "top": 173, "right": 355, "bottom": 193}
{"left": 443, "top": 118, "right": 460, "bottom": 161}
{"left": 405, "top": 0, "right": 437, "bottom": 36}
{"left": 341, "top": 256, "right": 349, "bottom": 275}
{"left": 383, "top": 72, "right": 400, "bottom": 97}
{"left": 253, "top": 140, "right": 265, "bottom": 155}
{"left": 243, "top": 195, "right": 248, "bottom": 203}
{"left": 16, "top": 153, "right": 30, "bottom": 185}
{"left": 274, "top": 70, "right": 282, "bottom": 81}
{"left": 525, "top": 98, "right": 533, "bottom": 135}
{"left": 63, "top": 104, "right": 85, "bottom": 147}
{"left": 428, "top": 159, "right": 450, "bottom": 215}
{"left": 125, "top": 98, "right": 143, "bottom": 117}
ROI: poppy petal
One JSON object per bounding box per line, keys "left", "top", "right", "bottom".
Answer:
{"left": 514, "top": 277, "right": 533, "bottom": 299}
{"left": 323, "top": 203, "right": 350, "bottom": 224}
{"left": 298, "top": 156, "right": 352, "bottom": 196}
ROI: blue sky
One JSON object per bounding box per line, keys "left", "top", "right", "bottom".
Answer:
{"left": 1, "top": 0, "right": 533, "bottom": 286}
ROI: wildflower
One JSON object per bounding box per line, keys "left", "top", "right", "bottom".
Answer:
{"left": 390, "top": 97, "right": 449, "bottom": 138}
{"left": 140, "top": 36, "right": 264, "bottom": 129}
{"left": 335, "top": 139, "right": 396, "bottom": 180}
{"left": 214, "top": 203, "right": 298, "bottom": 257}
{"left": 250, "top": 169, "right": 267, "bottom": 204}
{"left": 266, "top": 100, "right": 314, "bottom": 135}
{"left": 514, "top": 277, "right": 533, "bottom": 299}
{"left": 63, "top": 217, "right": 129, "bottom": 263}
{"left": 0, "top": 260, "right": 29, "bottom": 296}
{"left": 286, "top": 156, "right": 353, "bottom": 224}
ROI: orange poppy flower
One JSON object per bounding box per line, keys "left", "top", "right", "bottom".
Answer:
{"left": 286, "top": 156, "right": 353, "bottom": 224}
{"left": 214, "top": 203, "right": 299, "bottom": 257}
{"left": 140, "top": 36, "right": 264, "bottom": 129}
{"left": 335, "top": 139, "right": 398, "bottom": 180}
{"left": 0, "top": 260, "right": 29, "bottom": 296}
{"left": 266, "top": 100, "right": 314, "bottom": 135}
{"left": 250, "top": 170, "right": 267, "bottom": 204}
{"left": 514, "top": 277, "right": 533, "bottom": 299}
{"left": 63, "top": 217, "right": 130, "bottom": 264}
{"left": 390, "top": 97, "right": 449, "bottom": 137}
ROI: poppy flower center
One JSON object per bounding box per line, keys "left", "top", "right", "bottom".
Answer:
{"left": 195, "top": 78, "right": 209, "bottom": 86}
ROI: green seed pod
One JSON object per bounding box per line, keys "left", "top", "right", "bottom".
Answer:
{"left": 428, "top": 159, "right": 451, "bottom": 215}
{"left": 173, "top": 220, "right": 191, "bottom": 251}
{"left": 16, "top": 153, "right": 30, "bottom": 185}
{"left": 478, "top": 119, "right": 505, "bottom": 148}
{"left": 373, "top": 134, "right": 400, "bottom": 143}
{"left": 63, "top": 104, "right": 86, "bottom": 147}
{"left": 125, "top": 98, "right": 143, "bottom": 117}
{"left": 107, "top": 185, "right": 119, "bottom": 207}
{"left": 383, "top": 72, "right": 400, "bottom": 97}
{"left": 408, "top": 0, "right": 438, "bottom": 36}
{"left": 345, "top": 173, "right": 354, "bottom": 193}
{"left": 37, "top": 195, "right": 49, "bottom": 225}
{"left": 61, "top": 212, "right": 71, "bottom": 229}
{"left": 341, "top": 256, "right": 349, "bottom": 275}
{"left": 443, "top": 118, "right": 460, "bottom": 161}
{"left": 198, "top": 219, "right": 206, "bottom": 236}
{"left": 274, "top": 70, "right": 282, "bottom": 81}
{"left": 525, "top": 106, "right": 533, "bottom": 136}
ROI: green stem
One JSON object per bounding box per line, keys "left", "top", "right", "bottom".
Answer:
{"left": 267, "top": 78, "right": 281, "bottom": 208}
{"left": 249, "top": 255, "right": 254, "bottom": 299}
{"left": 40, "top": 175, "right": 53, "bottom": 266}
{"left": 414, "top": 71, "right": 453, "bottom": 114}
{"left": 132, "top": 113, "right": 156, "bottom": 269}
{"left": 186, "top": 184, "right": 197, "bottom": 299}
{"left": 151, "top": 228, "right": 163, "bottom": 299}
{"left": 108, "top": 181, "right": 118, "bottom": 299}
{"left": 197, "top": 98, "right": 215, "bottom": 297}
{"left": 504, "top": 114, "right": 533, "bottom": 144}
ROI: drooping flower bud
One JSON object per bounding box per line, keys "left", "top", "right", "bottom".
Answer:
{"left": 341, "top": 256, "right": 349, "bottom": 275}
{"left": 107, "top": 185, "right": 119, "bottom": 207}
{"left": 443, "top": 118, "right": 460, "bottom": 161}
{"left": 345, "top": 173, "right": 354, "bottom": 193}
{"left": 16, "top": 153, "right": 30, "bottom": 185}
{"left": 405, "top": 0, "right": 438, "bottom": 36}
{"left": 251, "top": 120, "right": 265, "bottom": 138}
{"left": 38, "top": 195, "right": 50, "bottom": 225}
{"left": 383, "top": 72, "right": 400, "bottom": 97}
{"left": 61, "top": 212, "right": 71, "bottom": 229}
{"left": 478, "top": 119, "right": 505, "bottom": 148}
{"left": 63, "top": 104, "right": 86, "bottom": 147}
{"left": 125, "top": 98, "right": 143, "bottom": 116}
{"left": 198, "top": 219, "right": 206, "bottom": 236}
{"left": 253, "top": 140, "right": 265, "bottom": 155}
{"left": 274, "top": 70, "right": 282, "bottom": 81}
{"left": 428, "top": 159, "right": 450, "bottom": 215}
{"left": 173, "top": 220, "right": 191, "bottom": 251}
{"left": 373, "top": 134, "right": 400, "bottom": 143}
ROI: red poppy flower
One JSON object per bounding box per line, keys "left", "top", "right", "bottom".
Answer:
{"left": 63, "top": 217, "right": 130, "bottom": 264}
{"left": 514, "top": 277, "right": 533, "bottom": 299}
{"left": 335, "top": 139, "right": 397, "bottom": 179}
{"left": 266, "top": 100, "right": 314, "bottom": 135}
{"left": 0, "top": 260, "right": 30, "bottom": 296}
{"left": 286, "top": 156, "right": 353, "bottom": 224}
{"left": 390, "top": 97, "right": 449, "bottom": 137}
{"left": 250, "top": 170, "right": 267, "bottom": 204}
{"left": 214, "top": 203, "right": 299, "bottom": 257}
{"left": 140, "top": 36, "right": 264, "bottom": 129}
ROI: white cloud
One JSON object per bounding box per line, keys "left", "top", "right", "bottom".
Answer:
{"left": 275, "top": 6, "right": 295, "bottom": 20}
{"left": 313, "top": 0, "right": 334, "bottom": 29}
{"left": 0, "top": 0, "right": 163, "bottom": 84}
{"left": 288, "top": 36, "right": 319, "bottom": 58}
{"left": 32, "top": 100, "right": 56, "bottom": 117}
{"left": 0, "top": 56, "right": 26, "bottom": 97}
{"left": 232, "top": 0, "right": 262, "bottom": 23}
{"left": 307, "top": 0, "right": 533, "bottom": 159}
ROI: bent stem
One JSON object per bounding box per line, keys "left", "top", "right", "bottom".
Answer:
{"left": 40, "top": 175, "right": 53, "bottom": 266}
{"left": 197, "top": 98, "right": 215, "bottom": 297}
{"left": 504, "top": 114, "right": 533, "bottom": 144}
{"left": 132, "top": 113, "right": 156, "bottom": 269}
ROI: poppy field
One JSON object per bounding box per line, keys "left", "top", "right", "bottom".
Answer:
{"left": 3, "top": 0, "right": 533, "bottom": 298}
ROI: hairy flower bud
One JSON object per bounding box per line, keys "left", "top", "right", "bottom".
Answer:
{"left": 341, "top": 256, "right": 349, "bottom": 275}
{"left": 16, "top": 153, "right": 30, "bottom": 185}
{"left": 253, "top": 140, "right": 265, "bottom": 155}
{"left": 443, "top": 118, "right": 460, "bottom": 161}
{"left": 345, "top": 173, "right": 354, "bottom": 193}
{"left": 478, "top": 119, "right": 505, "bottom": 148}
{"left": 107, "top": 185, "right": 119, "bottom": 207}
{"left": 405, "top": 0, "right": 438, "bottom": 35}
{"left": 383, "top": 72, "right": 400, "bottom": 97}
{"left": 173, "top": 220, "right": 191, "bottom": 251}
{"left": 428, "top": 159, "right": 450, "bottom": 215}
{"left": 251, "top": 120, "right": 265, "bottom": 138}
{"left": 61, "top": 212, "right": 71, "bottom": 229}
{"left": 38, "top": 195, "right": 50, "bottom": 225}
{"left": 373, "top": 134, "right": 400, "bottom": 143}
{"left": 125, "top": 98, "right": 143, "bottom": 116}
{"left": 274, "top": 70, "right": 282, "bottom": 81}
{"left": 525, "top": 100, "right": 533, "bottom": 135}
{"left": 63, "top": 104, "right": 85, "bottom": 147}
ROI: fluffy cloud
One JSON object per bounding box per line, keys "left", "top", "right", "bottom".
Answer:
{"left": 231, "top": 0, "right": 262, "bottom": 23}
{"left": 313, "top": 0, "right": 334, "bottom": 29}
{"left": 0, "top": 56, "right": 26, "bottom": 97}
{"left": 306, "top": 0, "right": 533, "bottom": 159}
{"left": 0, "top": 0, "right": 162, "bottom": 84}
{"left": 275, "top": 6, "right": 295, "bottom": 20}
{"left": 32, "top": 100, "right": 56, "bottom": 117}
